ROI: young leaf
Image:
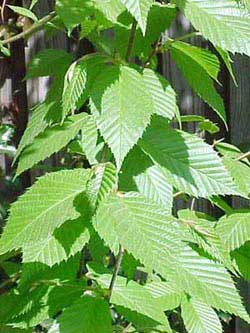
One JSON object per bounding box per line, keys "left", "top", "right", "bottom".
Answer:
{"left": 120, "top": 0, "right": 154, "bottom": 35}
{"left": 58, "top": 296, "right": 112, "bottom": 333}
{"left": 8, "top": 5, "right": 38, "bottom": 21}
{"left": 115, "top": 3, "right": 176, "bottom": 60}
{"left": 16, "top": 113, "right": 89, "bottom": 176}
{"left": 170, "top": 41, "right": 226, "bottom": 125}
{"left": 0, "top": 169, "right": 92, "bottom": 254}
{"left": 90, "top": 65, "right": 154, "bottom": 169}
{"left": 139, "top": 116, "right": 237, "bottom": 197}
{"left": 174, "top": 0, "right": 250, "bottom": 56}
{"left": 62, "top": 54, "right": 107, "bottom": 119}
{"left": 216, "top": 211, "right": 250, "bottom": 251}
{"left": 181, "top": 297, "right": 222, "bottom": 333}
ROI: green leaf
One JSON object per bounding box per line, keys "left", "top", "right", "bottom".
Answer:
{"left": 144, "top": 281, "right": 183, "bottom": 311}
{"left": 216, "top": 46, "right": 237, "bottom": 86}
{"left": 81, "top": 115, "right": 99, "bottom": 165}
{"left": 92, "top": 0, "right": 125, "bottom": 23}
{"left": 178, "top": 209, "right": 234, "bottom": 271}
{"left": 143, "top": 68, "right": 178, "bottom": 120}
{"left": 25, "top": 49, "right": 73, "bottom": 79}
{"left": 139, "top": 116, "right": 237, "bottom": 197}
{"left": 222, "top": 157, "right": 250, "bottom": 197}
{"left": 55, "top": 0, "right": 90, "bottom": 29}
{"left": 0, "top": 169, "right": 92, "bottom": 254}
{"left": 88, "top": 163, "right": 118, "bottom": 208}
{"left": 13, "top": 103, "right": 48, "bottom": 164}
{"left": 216, "top": 211, "right": 250, "bottom": 251}
{"left": 8, "top": 5, "right": 38, "bottom": 21}
{"left": 58, "top": 296, "right": 112, "bottom": 333}
{"left": 16, "top": 113, "right": 89, "bottom": 176}
{"left": 181, "top": 297, "right": 222, "bottom": 333}
{"left": 94, "top": 192, "right": 182, "bottom": 273}
{"left": 170, "top": 41, "right": 226, "bottom": 125}
{"left": 90, "top": 65, "right": 154, "bottom": 169}
{"left": 22, "top": 218, "right": 90, "bottom": 267}
{"left": 0, "top": 326, "right": 31, "bottom": 333}
{"left": 120, "top": 0, "right": 154, "bottom": 34}
{"left": 62, "top": 54, "right": 107, "bottom": 119}
{"left": 119, "top": 146, "right": 173, "bottom": 210}
{"left": 232, "top": 242, "right": 250, "bottom": 281}
{"left": 174, "top": 0, "right": 250, "bottom": 56}
{"left": 134, "top": 164, "right": 173, "bottom": 210}
{"left": 173, "top": 245, "right": 250, "bottom": 322}
{"left": 19, "top": 256, "right": 80, "bottom": 291}
{"left": 115, "top": 3, "right": 176, "bottom": 60}
{"left": 98, "top": 275, "right": 171, "bottom": 330}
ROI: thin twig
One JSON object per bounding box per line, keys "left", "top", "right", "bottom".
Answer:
{"left": 144, "top": 37, "right": 161, "bottom": 68}
{"left": 109, "top": 245, "right": 124, "bottom": 295}
{"left": 1, "top": 0, "right": 7, "bottom": 24}
{"left": 236, "top": 150, "right": 250, "bottom": 161}
{"left": 173, "top": 31, "right": 202, "bottom": 42}
{"left": 125, "top": 18, "right": 137, "bottom": 62}
{"left": 1, "top": 11, "right": 56, "bottom": 45}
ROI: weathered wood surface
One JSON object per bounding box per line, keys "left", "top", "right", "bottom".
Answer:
{"left": 231, "top": 55, "right": 250, "bottom": 333}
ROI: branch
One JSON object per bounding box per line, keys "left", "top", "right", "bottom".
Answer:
{"left": 236, "top": 150, "right": 250, "bottom": 161}
{"left": 109, "top": 245, "right": 124, "bottom": 295}
{"left": 125, "top": 18, "right": 137, "bottom": 62}
{"left": 1, "top": 11, "right": 56, "bottom": 45}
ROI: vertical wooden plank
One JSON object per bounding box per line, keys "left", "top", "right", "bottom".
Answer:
{"left": 230, "top": 55, "right": 250, "bottom": 333}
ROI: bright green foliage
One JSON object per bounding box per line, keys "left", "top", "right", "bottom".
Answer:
{"left": 174, "top": 0, "right": 250, "bottom": 56}
{"left": 170, "top": 41, "right": 226, "bottom": 124}
{"left": 1, "top": 1, "right": 250, "bottom": 332}
{"left": 16, "top": 113, "right": 89, "bottom": 176}
{"left": 88, "top": 163, "right": 118, "bottom": 207}
{"left": 58, "top": 296, "right": 112, "bottom": 333}
{"left": 119, "top": 146, "right": 173, "bottom": 210}
{"left": 115, "top": 3, "right": 176, "bottom": 60}
{"left": 144, "top": 281, "right": 183, "bottom": 310}
{"left": 95, "top": 274, "right": 171, "bottom": 329}
{"left": 181, "top": 297, "right": 223, "bottom": 333}
{"left": 0, "top": 169, "right": 91, "bottom": 254}
{"left": 139, "top": 117, "right": 237, "bottom": 197}
{"left": 62, "top": 54, "right": 107, "bottom": 119}
{"left": 216, "top": 211, "right": 250, "bottom": 251}
{"left": 90, "top": 65, "right": 154, "bottom": 168}
{"left": 13, "top": 103, "right": 48, "bottom": 163}
{"left": 143, "top": 68, "right": 177, "bottom": 119}
{"left": 120, "top": 0, "right": 154, "bottom": 34}
{"left": 174, "top": 246, "right": 249, "bottom": 322}
{"left": 22, "top": 218, "right": 90, "bottom": 266}
{"left": 94, "top": 192, "right": 182, "bottom": 268}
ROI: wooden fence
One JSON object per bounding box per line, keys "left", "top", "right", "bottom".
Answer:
{"left": 0, "top": 1, "right": 249, "bottom": 332}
